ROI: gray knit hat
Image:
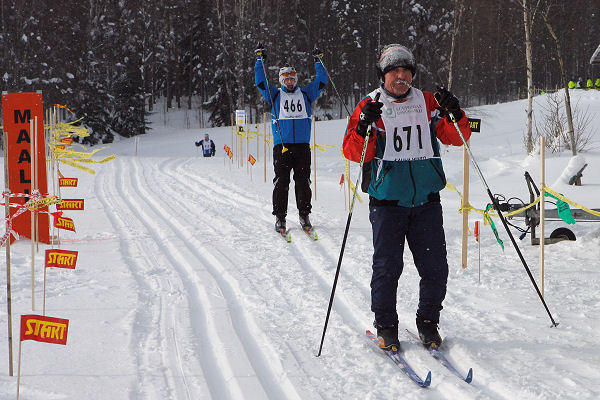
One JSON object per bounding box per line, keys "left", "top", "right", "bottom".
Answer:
{"left": 377, "top": 44, "right": 416, "bottom": 78}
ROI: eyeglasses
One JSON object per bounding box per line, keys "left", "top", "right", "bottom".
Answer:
{"left": 281, "top": 72, "right": 297, "bottom": 77}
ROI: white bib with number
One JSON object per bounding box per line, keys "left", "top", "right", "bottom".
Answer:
{"left": 372, "top": 88, "right": 433, "bottom": 161}
{"left": 278, "top": 89, "right": 308, "bottom": 120}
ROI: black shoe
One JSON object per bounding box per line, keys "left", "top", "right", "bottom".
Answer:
{"left": 299, "top": 214, "right": 312, "bottom": 230}
{"left": 416, "top": 316, "right": 442, "bottom": 347}
{"left": 275, "top": 216, "right": 286, "bottom": 232}
{"left": 376, "top": 325, "right": 400, "bottom": 351}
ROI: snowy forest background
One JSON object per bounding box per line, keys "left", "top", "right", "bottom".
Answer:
{"left": 1, "top": 0, "right": 598, "bottom": 145}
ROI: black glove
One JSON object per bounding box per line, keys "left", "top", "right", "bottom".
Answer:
{"left": 255, "top": 43, "right": 266, "bottom": 61}
{"left": 312, "top": 47, "right": 324, "bottom": 62}
{"left": 357, "top": 96, "right": 383, "bottom": 137}
{"left": 434, "top": 86, "right": 462, "bottom": 121}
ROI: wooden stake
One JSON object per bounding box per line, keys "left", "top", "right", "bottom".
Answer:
{"left": 4, "top": 129, "right": 14, "bottom": 376}
{"left": 43, "top": 267, "right": 47, "bottom": 315}
{"left": 313, "top": 115, "right": 317, "bottom": 200}
{"left": 346, "top": 116, "right": 351, "bottom": 207}
{"left": 30, "top": 118, "right": 36, "bottom": 311}
{"left": 461, "top": 140, "right": 470, "bottom": 268}
{"left": 540, "top": 136, "right": 546, "bottom": 297}
{"left": 16, "top": 340, "right": 22, "bottom": 399}
{"left": 474, "top": 220, "right": 481, "bottom": 282}
{"left": 246, "top": 126, "right": 249, "bottom": 174}
{"left": 34, "top": 116, "right": 39, "bottom": 252}
{"left": 264, "top": 113, "right": 267, "bottom": 183}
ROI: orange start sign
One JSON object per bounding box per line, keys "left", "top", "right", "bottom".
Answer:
{"left": 56, "top": 199, "right": 84, "bottom": 211}
{"left": 20, "top": 314, "right": 69, "bottom": 345}
{"left": 45, "top": 249, "right": 78, "bottom": 269}
{"left": 58, "top": 177, "right": 78, "bottom": 187}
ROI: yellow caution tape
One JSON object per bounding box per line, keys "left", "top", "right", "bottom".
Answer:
{"left": 446, "top": 180, "right": 598, "bottom": 219}
{"left": 344, "top": 157, "right": 363, "bottom": 204}
{"left": 544, "top": 186, "right": 600, "bottom": 217}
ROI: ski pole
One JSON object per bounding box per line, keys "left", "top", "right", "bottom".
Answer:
{"left": 447, "top": 110, "right": 559, "bottom": 328}
{"left": 317, "top": 92, "right": 381, "bottom": 357}
{"left": 256, "top": 52, "right": 288, "bottom": 153}
{"left": 315, "top": 56, "right": 352, "bottom": 117}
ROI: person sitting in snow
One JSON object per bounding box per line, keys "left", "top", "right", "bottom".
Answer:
{"left": 343, "top": 44, "right": 471, "bottom": 350}
{"left": 254, "top": 43, "right": 328, "bottom": 234}
{"left": 197, "top": 134, "right": 215, "bottom": 157}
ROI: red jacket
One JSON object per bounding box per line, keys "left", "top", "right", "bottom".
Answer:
{"left": 343, "top": 87, "right": 472, "bottom": 206}
{"left": 343, "top": 88, "right": 471, "bottom": 163}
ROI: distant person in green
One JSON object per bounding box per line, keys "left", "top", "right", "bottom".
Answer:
{"left": 568, "top": 80, "right": 576, "bottom": 89}
{"left": 595, "top": 78, "right": 600, "bottom": 90}
{"left": 586, "top": 78, "right": 593, "bottom": 90}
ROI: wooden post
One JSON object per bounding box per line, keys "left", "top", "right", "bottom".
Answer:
{"left": 16, "top": 340, "right": 22, "bottom": 399}
{"left": 264, "top": 113, "right": 267, "bottom": 183}
{"left": 4, "top": 130, "right": 14, "bottom": 376}
{"left": 539, "top": 136, "right": 546, "bottom": 297}
{"left": 461, "top": 140, "right": 470, "bottom": 268}
{"left": 476, "top": 221, "right": 481, "bottom": 282}
{"left": 247, "top": 125, "right": 250, "bottom": 174}
{"left": 231, "top": 115, "right": 234, "bottom": 166}
{"left": 34, "top": 116, "right": 39, "bottom": 251}
{"left": 313, "top": 115, "right": 317, "bottom": 200}
{"left": 346, "top": 116, "right": 351, "bottom": 206}
{"left": 52, "top": 106, "right": 60, "bottom": 247}
{"left": 29, "top": 118, "right": 36, "bottom": 311}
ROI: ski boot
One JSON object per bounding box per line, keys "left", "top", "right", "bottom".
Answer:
{"left": 299, "top": 214, "right": 312, "bottom": 231}
{"left": 275, "top": 216, "right": 286, "bottom": 233}
{"left": 376, "top": 325, "right": 400, "bottom": 351}
{"left": 416, "top": 316, "right": 442, "bottom": 347}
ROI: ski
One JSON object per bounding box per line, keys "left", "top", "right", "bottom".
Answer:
{"left": 405, "top": 329, "right": 473, "bottom": 383}
{"left": 366, "top": 330, "right": 431, "bottom": 387}
{"left": 301, "top": 226, "right": 318, "bottom": 240}
{"left": 278, "top": 229, "right": 292, "bottom": 243}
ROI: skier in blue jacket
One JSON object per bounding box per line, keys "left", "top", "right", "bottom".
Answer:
{"left": 254, "top": 44, "right": 328, "bottom": 233}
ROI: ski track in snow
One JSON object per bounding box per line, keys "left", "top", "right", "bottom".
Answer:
{"left": 2, "top": 92, "right": 600, "bottom": 400}
{"left": 116, "top": 155, "right": 484, "bottom": 400}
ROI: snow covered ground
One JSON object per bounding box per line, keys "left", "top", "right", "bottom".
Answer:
{"left": 1, "top": 89, "right": 599, "bottom": 399}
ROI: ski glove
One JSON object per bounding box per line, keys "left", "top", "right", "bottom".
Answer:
{"left": 312, "top": 47, "right": 324, "bottom": 61}
{"left": 357, "top": 98, "right": 383, "bottom": 137}
{"left": 255, "top": 43, "right": 266, "bottom": 61}
{"left": 434, "top": 86, "right": 462, "bottom": 122}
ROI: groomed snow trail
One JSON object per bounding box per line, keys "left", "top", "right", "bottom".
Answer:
{"left": 91, "top": 155, "right": 504, "bottom": 399}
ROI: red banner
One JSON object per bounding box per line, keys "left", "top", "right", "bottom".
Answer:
{"left": 56, "top": 199, "right": 84, "bottom": 211}
{"left": 20, "top": 314, "right": 69, "bottom": 345}
{"left": 1, "top": 92, "right": 50, "bottom": 243}
{"left": 59, "top": 138, "right": 73, "bottom": 145}
{"left": 248, "top": 154, "right": 256, "bottom": 165}
{"left": 58, "top": 177, "right": 78, "bottom": 187}
{"left": 45, "top": 249, "right": 78, "bottom": 269}
{"left": 52, "top": 213, "right": 76, "bottom": 232}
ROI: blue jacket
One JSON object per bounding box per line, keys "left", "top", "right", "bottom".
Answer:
{"left": 255, "top": 60, "right": 328, "bottom": 146}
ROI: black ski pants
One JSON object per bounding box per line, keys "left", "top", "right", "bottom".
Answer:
{"left": 369, "top": 200, "right": 448, "bottom": 328}
{"left": 272, "top": 143, "right": 312, "bottom": 218}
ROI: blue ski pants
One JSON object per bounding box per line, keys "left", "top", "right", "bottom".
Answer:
{"left": 369, "top": 200, "right": 448, "bottom": 328}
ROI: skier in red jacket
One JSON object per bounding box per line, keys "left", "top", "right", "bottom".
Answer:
{"left": 343, "top": 44, "right": 472, "bottom": 350}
